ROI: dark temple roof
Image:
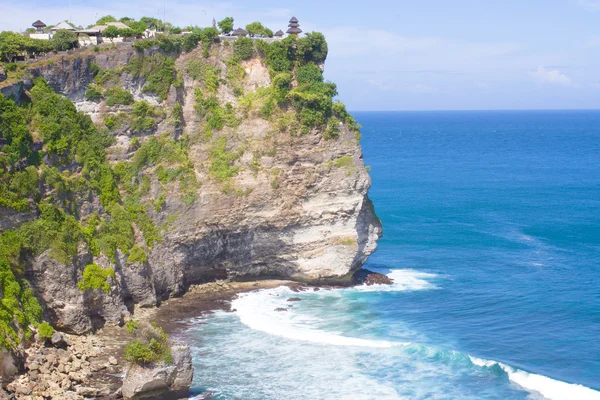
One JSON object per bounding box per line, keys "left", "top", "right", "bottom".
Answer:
{"left": 232, "top": 27, "right": 248, "bottom": 36}
{"left": 32, "top": 20, "right": 46, "bottom": 27}
{"left": 275, "top": 30, "right": 284, "bottom": 36}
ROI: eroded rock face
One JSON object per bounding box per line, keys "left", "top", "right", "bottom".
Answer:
{"left": 13, "top": 43, "right": 382, "bottom": 333}
{"left": 121, "top": 344, "right": 193, "bottom": 400}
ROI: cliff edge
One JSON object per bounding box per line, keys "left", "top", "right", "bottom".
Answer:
{"left": 0, "top": 34, "right": 381, "bottom": 337}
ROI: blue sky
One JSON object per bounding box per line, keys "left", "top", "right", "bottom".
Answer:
{"left": 2, "top": 0, "right": 600, "bottom": 110}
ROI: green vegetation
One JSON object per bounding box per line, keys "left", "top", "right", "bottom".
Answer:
{"left": 209, "top": 136, "right": 241, "bottom": 182}
{"left": 84, "top": 84, "right": 103, "bottom": 101}
{"left": 0, "top": 31, "right": 53, "bottom": 62}
{"left": 186, "top": 60, "right": 219, "bottom": 92}
{"left": 104, "top": 87, "right": 134, "bottom": 106}
{"left": 182, "top": 27, "right": 219, "bottom": 56}
{"left": 0, "top": 78, "right": 166, "bottom": 350}
{"left": 245, "top": 22, "right": 273, "bottom": 38}
{"left": 128, "top": 245, "right": 148, "bottom": 264}
{"left": 233, "top": 37, "right": 254, "bottom": 60}
{"left": 123, "top": 321, "right": 173, "bottom": 365}
{"left": 77, "top": 263, "right": 115, "bottom": 294}
{"left": 51, "top": 29, "right": 78, "bottom": 51}
{"left": 37, "top": 321, "right": 55, "bottom": 339}
{"left": 126, "top": 53, "right": 176, "bottom": 100}
{"left": 218, "top": 17, "right": 234, "bottom": 35}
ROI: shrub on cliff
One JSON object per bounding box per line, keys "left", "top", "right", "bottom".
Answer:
{"left": 105, "top": 87, "right": 134, "bottom": 106}
{"left": 124, "top": 321, "right": 173, "bottom": 365}
{"left": 37, "top": 321, "right": 55, "bottom": 339}
{"left": 233, "top": 37, "right": 254, "bottom": 60}
{"left": 77, "top": 263, "right": 115, "bottom": 294}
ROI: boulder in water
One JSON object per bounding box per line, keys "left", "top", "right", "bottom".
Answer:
{"left": 352, "top": 269, "right": 393, "bottom": 286}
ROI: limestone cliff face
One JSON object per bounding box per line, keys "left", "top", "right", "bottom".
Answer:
{"left": 3, "top": 42, "right": 381, "bottom": 334}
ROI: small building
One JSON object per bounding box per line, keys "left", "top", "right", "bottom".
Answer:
{"left": 51, "top": 21, "right": 76, "bottom": 31}
{"left": 232, "top": 28, "right": 249, "bottom": 37}
{"left": 286, "top": 16, "right": 302, "bottom": 36}
{"left": 32, "top": 20, "right": 46, "bottom": 31}
{"left": 275, "top": 30, "right": 284, "bottom": 39}
{"left": 76, "top": 22, "right": 132, "bottom": 46}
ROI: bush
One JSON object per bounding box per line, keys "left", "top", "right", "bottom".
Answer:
{"left": 324, "top": 117, "right": 340, "bottom": 140}
{"left": 77, "top": 263, "right": 115, "bottom": 294}
{"left": 124, "top": 321, "right": 172, "bottom": 365}
{"left": 37, "top": 322, "right": 55, "bottom": 339}
{"left": 126, "top": 54, "right": 176, "bottom": 100}
{"left": 157, "top": 34, "right": 183, "bottom": 53}
{"left": 104, "top": 87, "right": 133, "bottom": 106}
{"left": 132, "top": 39, "right": 156, "bottom": 51}
{"left": 186, "top": 60, "right": 219, "bottom": 92}
{"left": 128, "top": 245, "right": 147, "bottom": 264}
{"left": 296, "top": 63, "right": 323, "bottom": 85}
{"left": 84, "top": 84, "right": 103, "bottom": 101}
{"left": 209, "top": 136, "right": 241, "bottom": 182}
{"left": 233, "top": 37, "right": 254, "bottom": 60}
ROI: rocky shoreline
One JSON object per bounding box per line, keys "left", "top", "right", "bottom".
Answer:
{"left": 1, "top": 271, "right": 391, "bottom": 399}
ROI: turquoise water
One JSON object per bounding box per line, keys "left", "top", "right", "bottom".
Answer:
{"left": 184, "top": 111, "right": 600, "bottom": 399}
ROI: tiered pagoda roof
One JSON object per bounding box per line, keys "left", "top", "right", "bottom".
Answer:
{"left": 286, "top": 16, "right": 302, "bottom": 35}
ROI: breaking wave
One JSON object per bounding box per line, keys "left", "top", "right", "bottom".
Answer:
{"left": 231, "top": 269, "right": 600, "bottom": 400}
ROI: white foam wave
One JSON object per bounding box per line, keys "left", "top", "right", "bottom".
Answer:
{"left": 470, "top": 356, "right": 600, "bottom": 400}
{"left": 350, "top": 269, "right": 438, "bottom": 292}
{"left": 233, "top": 287, "right": 408, "bottom": 348}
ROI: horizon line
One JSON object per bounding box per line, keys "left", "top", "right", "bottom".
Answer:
{"left": 348, "top": 108, "right": 600, "bottom": 113}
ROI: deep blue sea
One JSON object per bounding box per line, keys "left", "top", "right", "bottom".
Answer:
{"left": 183, "top": 111, "right": 600, "bottom": 399}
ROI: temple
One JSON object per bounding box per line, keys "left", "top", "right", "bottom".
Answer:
{"left": 286, "top": 16, "right": 302, "bottom": 36}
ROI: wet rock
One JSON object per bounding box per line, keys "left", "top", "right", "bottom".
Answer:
{"left": 352, "top": 269, "right": 393, "bottom": 286}
{"left": 287, "top": 297, "right": 302, "bottom": 302}
{"left": 274, "top": 308, "right": 288, "bottom": 312}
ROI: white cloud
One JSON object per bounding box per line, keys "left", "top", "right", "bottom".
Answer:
{"left": 530, "top": 66, "right": 573, "bottom": 86}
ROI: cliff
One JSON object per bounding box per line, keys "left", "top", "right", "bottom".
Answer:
{"left": 0, "top": 36, "right": 381, "bottom": 337}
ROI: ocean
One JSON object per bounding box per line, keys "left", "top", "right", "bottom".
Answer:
{"left": 182, "top": 111, "right": 600, "bottom": 399}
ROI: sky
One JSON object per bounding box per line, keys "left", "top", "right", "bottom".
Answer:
{"left": 1, "top": 0, "right": 600, "bottom": 110}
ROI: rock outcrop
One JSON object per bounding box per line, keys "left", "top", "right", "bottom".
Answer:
{"left": 121, "top": 344, "right": 193, "bottom": 399}
{"left": 2, "top": 40, "right": 382, "bottom": 335}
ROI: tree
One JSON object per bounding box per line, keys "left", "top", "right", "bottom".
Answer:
{"left": 124, "top": 21, "right": 147, "bottom": 36}
{"left": 218, "top": 17, "right": 234, "bottom": 35}
{"left": 0, "top": 31, "right": 24, "bottom": 62}
{"left": 102, "top": 25, "right": 120, "bottom": 42}
{"left": 51, "top": 29, "right": 77, "bottom": 51}
{"left": 245, "top": 22, "right": 272, "bottom": 37}
{"left": 96, "top": 15, "right": 117, "bottom": 25}
{"left": 25, "top": 28, "right": 36, "bottom": 34}
{"left": 118, "top": 28, "right": 135, "bottom": 38}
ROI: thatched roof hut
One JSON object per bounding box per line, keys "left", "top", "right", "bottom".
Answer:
{"left": 32, "top": 20, "right": 46, "bottom": 29}
{"left": 232, "top": 28, "right": 249, "bottom": 37}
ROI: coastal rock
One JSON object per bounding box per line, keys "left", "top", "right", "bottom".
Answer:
{"left": 287, "top": 297, "right": 302, "bottom": 302}
{"left": 352, "top": 269, "right": 394, "bottom": 286}
{"left": 121, "top": 344, "right": 193, "bottom": 399}
{"left": 51, "top": 332, "right": 70, "bottom": 349}
{"left": 8, "top": 42, "right": 381, "bottom": 335}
